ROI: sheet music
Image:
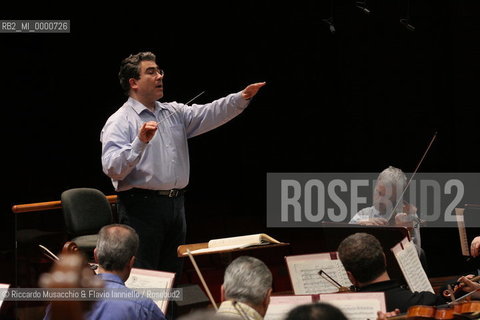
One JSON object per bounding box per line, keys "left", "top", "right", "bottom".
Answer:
{"left": 321, "top": 292, "right": 385, "bottom": 320}
{"left": 456, "top": 208, "right": 470, "bottom": 256}
{"left": 286, "top": 253, "right": 352, "bottom": 294}
{"left": 264, "top": 295, "right": 313, "bottom": 320}
{"left": 187, "top": 233, "right": 280, "bottom": 255}
{"left": 391, "top": 238, "right": 434, "bottom": 293}
{"left": 124, "top": 268, "right": 175, "bottom": 314}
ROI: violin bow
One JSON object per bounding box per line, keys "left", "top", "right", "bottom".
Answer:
{"left": 390, "top": 131, "right": 438, "bottom": 220}
{"left": 449, "top": 287, "right": 480, "bottom": 303}
{"left": 318, "top": 270, "right": 342, "bottom": 288}
{"left": 39, "top": 244, "right": 59, "bottom": 261}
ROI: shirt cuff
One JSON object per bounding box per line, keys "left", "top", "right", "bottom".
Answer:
{"left": 236, "top": 91, "right": 251, "bottom": 109}
{"left": 131, "top": 136, "right": 148, "bottom": 154}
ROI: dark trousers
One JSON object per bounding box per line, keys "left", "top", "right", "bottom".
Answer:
{"left": 117, "top": 190, "right": 186, "bottom": 277}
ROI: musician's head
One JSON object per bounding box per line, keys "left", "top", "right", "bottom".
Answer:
{"left": 285, "top": 302, "right": 348, "bottom": 320}
{"left": 118, "top": 51, "right": 164, "bottom": 101}
{"left": 374, "top": 166, "right": 407, "bottom": 214}
{"left": 337, "top": 233, "right": 387, "bottom": 287}
{"left": 221, "top": 256, "right": 272, "bottom": 317}
{"left": 94, "top": 224, "right": 139, "bottom": 280}
{"left": 176, "top": 309, "right": 217, "bottom": 320}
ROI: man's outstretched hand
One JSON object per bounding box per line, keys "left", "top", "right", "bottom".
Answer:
{"left": 242, "top": 82, "right": 266, "bottom": 100}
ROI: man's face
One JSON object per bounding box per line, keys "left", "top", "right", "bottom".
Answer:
{"left": 373, "top": 181, "right": 398, "bottom": 214}
{"left": 131, "top": 60, "right": 164, "bottom": 101}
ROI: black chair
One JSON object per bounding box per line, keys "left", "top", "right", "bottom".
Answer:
{"left": 61, "top": 188, "right": 114, "bottom": 259}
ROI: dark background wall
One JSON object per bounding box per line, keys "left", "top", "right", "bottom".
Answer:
{"left": 1, "top": 0, "right": 480, "bottom": 283}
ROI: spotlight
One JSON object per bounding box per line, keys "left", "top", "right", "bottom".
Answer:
{"left": 323, "top": 0, "right": 336, "bottom": 34}
{"left": 322, "top": 17, "right": 336, "bottom": 34}
{"left": 400, "top": 18, "right": 415, "bottom": 31}
{"left": 400, "top": 0, "right": 415, "bottom": 31}
{"left": 356, "top": 1, "right": 371, "bottom": 14}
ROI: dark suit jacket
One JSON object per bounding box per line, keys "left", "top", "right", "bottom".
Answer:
{"left": 358, "top": 280, "right": 448, "bottom": 313}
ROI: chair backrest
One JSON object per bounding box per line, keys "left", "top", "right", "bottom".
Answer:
{"left": 61, "top": 188, "right": 113, "bottom": 236}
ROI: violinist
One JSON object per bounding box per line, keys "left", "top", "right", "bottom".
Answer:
{"left": 337, "top": 233, "right": 448, "bottom": 313}
{"left": 349, "top": 167, "right": 424, "bottom": 259}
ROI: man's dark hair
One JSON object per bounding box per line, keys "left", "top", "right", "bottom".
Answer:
{"left": 96, "top": 224, "right": 139, "bottom": 271}
{"left": 118, "top": 51, "right": 156, "bottom": 95}
{"left": 285, "top": 303, "right": 348, "bottom": 320}
{"left": 337, "top": 232, "right": 386, "bottom": 283}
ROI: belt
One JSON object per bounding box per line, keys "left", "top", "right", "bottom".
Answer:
{"left": 120, "top": 188, "right": 186, "bottom": 198}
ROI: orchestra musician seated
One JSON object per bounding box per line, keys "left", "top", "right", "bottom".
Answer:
{"left": 350, "top": 166, "right": 421, "bottom": 244}
{"left": 337, "top": 232, "right": 447, "bottom": 313}
{"left": 349, "top": 166, "right": 426, "bottom": 266}
{"left": 216, "top": 256, "right": 272, "bottom": 320}
{"left": 44, "top": 224, "right": 166, "bottom": 320}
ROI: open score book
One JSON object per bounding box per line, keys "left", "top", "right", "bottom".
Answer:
{"left": 285, "top": 252, "right": 353, "bottom": 294}
{"left": 184, "top": 233, "right": 281, "bottom": 255}
{"left": 124, "top": 268, "right": 175, "bottom": 314}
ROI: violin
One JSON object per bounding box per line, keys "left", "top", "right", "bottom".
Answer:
{"left": 401, "top": 202, "right": 417, "bottom": 216}
{"left": 456, "top": 300, "right": 480, "bottom": 315}
{"left": 38, "top": 251, "right": 103, "bottom": 320}
{"left": 61, "top": 241, "right": 81, "bottom": 254}
{"left": 387, "top": 304, "right": 458, "bottom": 320}
{"left": 394, "top": 201, "right": 420, "bottom": 227}
{"left": 385, "top": 301, "right": 480, "bottom": 320}
{"left": 61, "top": 241, "right": 98, "bottom": 274}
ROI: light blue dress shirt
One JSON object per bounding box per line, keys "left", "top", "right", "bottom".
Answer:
{"left": 100, "top": 92, "right": 250, "bottom": 191}
{"left": 44, "top": 273, "right": 166, "bottom": 320}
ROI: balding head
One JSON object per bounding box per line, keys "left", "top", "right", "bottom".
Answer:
{"left": 95, "top": 224, "right": 139, "bottom": 271}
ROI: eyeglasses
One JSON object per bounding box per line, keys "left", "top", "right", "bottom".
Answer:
{"left": 145, "top": 67, "right": 164, "bottom": 76}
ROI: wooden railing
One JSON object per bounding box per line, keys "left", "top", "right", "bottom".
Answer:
{"left": 11, "top": 195, "right": 118, "bottom": 213}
